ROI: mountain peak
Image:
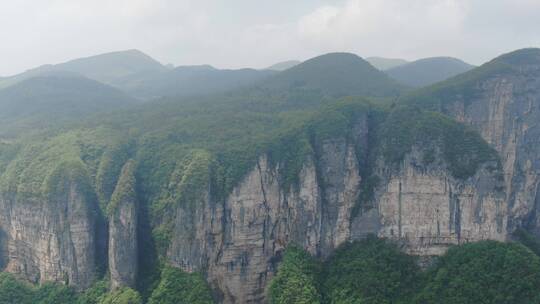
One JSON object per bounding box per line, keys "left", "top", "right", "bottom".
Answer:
{"left": 261, "top": 52, "right": 404, "bottom": 97}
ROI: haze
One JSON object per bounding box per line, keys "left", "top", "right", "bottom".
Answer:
{"left": 1, "top": 0, "right": 539, "bottom": 76}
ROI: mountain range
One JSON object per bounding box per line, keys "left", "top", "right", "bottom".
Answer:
{"left": 0, "top": 47, "right": 540, "bottom": 303}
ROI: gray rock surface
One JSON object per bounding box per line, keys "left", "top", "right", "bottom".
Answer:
{"left": 108, "top": 160, "right": 138, "bottom": 289}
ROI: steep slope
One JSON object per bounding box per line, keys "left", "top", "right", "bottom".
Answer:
{"left": 387, "top": 57, "right": 475, "bottom": 87}
{"left": 261, "top": 52, "right": 406, "bottom": 98}
{"left": 402, "top": 48, "right": 540, "bottom": 237}
{"left": 366, "top": 56, "right": 408, "bottom": 70}
{"left": 0, "top": 75, "right": 136, "bottom": 138}
{"left": 266, "top": 60, "right": 301, "bottom": 71}
{"left": 0, "top": 50, "right": 166, "bottom": 90}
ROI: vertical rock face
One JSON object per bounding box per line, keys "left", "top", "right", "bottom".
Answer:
{"left": 374, "top": 148, "right": 507, "bottom": 255}
{"left": 0, "top": 171, "right": 97, "bottom": 289}
{"left": 108, "top": 160, "right": 138, "bottom": 290}
{"left": 168, "top": 128, "right": 364, "bottom": 303}
{"left": 438, "top": 57, "right": 540, "bottom": 234}
{"left": 166, "top": 112, "right": 511, "bottom": 302}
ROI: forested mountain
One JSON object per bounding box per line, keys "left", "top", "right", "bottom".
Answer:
{"left": 261, "top": 52, "right": 406, "bottom": 97}
{"left": 0, "top": 75, "right": 136, "bottom": 138}
{"left": 0, "top": 48, "right": 540, "bottom": 304}
{"left": 122, "top": 65, "right": 276, "bottom": 100}
{"left": 386, "top": 56, "right": 475, "bottom": 87}
{"left": 0, "top": 50, "right": 167, "bottom": 90}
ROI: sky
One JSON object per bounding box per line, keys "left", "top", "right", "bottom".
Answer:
{"left": 0, "top": 0, "right": 539, "bottom": 76}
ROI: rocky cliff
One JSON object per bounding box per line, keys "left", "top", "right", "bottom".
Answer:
{"left": 164, "top": 108, "right": 507, "bottom": 302}
{"left": 0, "top": 162, "right": 98, "bottom": 289}
{"left": 108, "top": 160, "right": 138, "bottom": 289}
{"left": 407, "top": 48, "right": 540, "bottom": 237}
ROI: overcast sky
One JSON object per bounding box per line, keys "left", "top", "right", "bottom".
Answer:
{"left": 1, "top": 0, "right": 539, "bottom": 76}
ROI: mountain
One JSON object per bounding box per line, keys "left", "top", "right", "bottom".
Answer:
{"left": 2, "top": 48, "right": 540, "bottom": 303}
{"left": 261, "top": 52, "right": 406, "bottom": 97}
{"left": 123, "top": 65, "right": 276, "bottom": 100}
{"left": 0, "top": 75, "right": 136, "bottom": 138}
{"left": 0, "top": 49, "right": 167, "bottom": 90}
{"left": 366, "top": 56, "right": 408, "bottom": 70}
{"left": 386, "top": 56, "right": 475, "bottom": 87}
{"left": 266, "top": 60, "right": 301, "bottom": 71}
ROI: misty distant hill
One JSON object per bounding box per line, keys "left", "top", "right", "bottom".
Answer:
{"left": 0, "top": 50, "right": 280, "bottom": 100}
{"left": 0, "top": 75, "right": 136, "bottom": 137}
{"left": 0, "top": 49, "right": 167, "bottom": 90}
{"left": 266, "top": 60, "right": 301, "bottom": 71}
{"left": 386, "top": 57, "right": 475, "bottom": 87}
{"left": 124, "top": 65, "right": 277, "bottom": 100}
{"left": 366, "top": 57, "right": 409, "bottom": 70}
{"left": 261, "top": 52, "right": 405, "bottom": 98}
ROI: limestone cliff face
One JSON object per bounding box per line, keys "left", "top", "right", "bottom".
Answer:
{"left": 165, "top": 112, "right": 508, "bottom": 302}
{"left": 437, "top": 59, "right": 540, "bottom": 235}
{"left": 0, "top": 171, "right": 97, "bottom": 289}
{"left": 108, "top": 160, "right": 138, "bottom": 289}
{"left": 373, "top": 148, "right": 507, "bottom": 255}
{"left": 168, "top": 130, "right": 364, "bottom": 303}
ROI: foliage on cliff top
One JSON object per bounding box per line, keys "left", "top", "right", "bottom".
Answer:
{"left": 377, "top": 106, "right": 500, "bottom": 179}
{"left": 107, "top": 159, "right": 137, "bottom": 216}
{"left": 268, "top": 246, "right": 322, "bottom": 304}
{"left": 147, "top": 266, "right": 214, "bottom": 304}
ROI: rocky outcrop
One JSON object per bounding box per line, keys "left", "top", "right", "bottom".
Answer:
{"left": 108, "top": 160, "right": 138, "bottom": 289}
{"left": 0, "top": 165, "right": 98, "bottom": 289}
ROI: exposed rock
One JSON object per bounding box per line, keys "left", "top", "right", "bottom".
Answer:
{"left": 0, "top": 166, "right": 98, "bottom": 289}
{"left": 108, "top": 160, "right": 138, "bottom": 289}
{"left": 436, "top": 57, "right": 540, "bottom": 235}
{"left": 373, "top": 147, "right": 507, "bottom": 255}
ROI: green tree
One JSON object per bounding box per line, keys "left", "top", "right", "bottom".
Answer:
{"left": 416, "top": 241, "right": 540, "bottom": 304}
{"left": 268, "top": 245, "right": 321, "bottom": 304}
{"left": 148, "top": 266, "right": 214, "bottom": 304}
{"left": 0, "top": 272, "right": 33, "bottom": 304}
{"left": 322, "top": 236, "right": 421, "bottom": 304}
{"left": 98, "top": 287, "right": 142, "bottom": 304}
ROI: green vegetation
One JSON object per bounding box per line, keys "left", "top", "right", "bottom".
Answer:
{"left": 322, "top": 236, "right": 421, "bottom": 304}
{"left": 268, "top": 246, "right": 321, "bottom": 304}
{"left": 262, "top": 52, "right": 405, "bottom": 98}
{"left": 377, "top": 106, "right": 500, "bottom": 179}
{"left": 98, "top": 288, "right": 142, "bottom": 304}
{"left": 399, "top": 49, "right": 540, "bottom": 110}
{"left": 386, "top": 57, "right": 474, "bottom": 87}
{"left": 269, "top": 238, "right": 540, "bottom": 304}
{"left": 416, "top": 241, "right": 540, "bottom": 303}
{"left": 147, "top": 266, "right": 213, "bottom": 304}
{"left": 107, "top": 160, "right": 137, "bottom": 215}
